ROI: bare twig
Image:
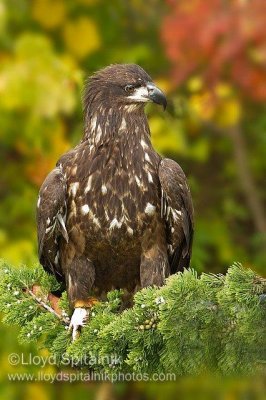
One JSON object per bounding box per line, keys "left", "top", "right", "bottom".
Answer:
{"left": 28, "top": 289, "right": 70, "bottom": 325}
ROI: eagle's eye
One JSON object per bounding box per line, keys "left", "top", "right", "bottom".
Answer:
{"left": 124, "top": 84, "right": 135, "bottom": 94}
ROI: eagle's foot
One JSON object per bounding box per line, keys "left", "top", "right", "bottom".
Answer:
{"left": 69, "top": 307, "right": 89, "bottom": 341}
{"left": 69, "top": 297, "right": 99, "bottom": 341}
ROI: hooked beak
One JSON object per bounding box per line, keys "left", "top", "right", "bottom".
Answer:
{"left": 127, "top": 82, "right": 167, "bottom": 110}
{"left": 146, "top": 83, "right": 167, "bottom": 110}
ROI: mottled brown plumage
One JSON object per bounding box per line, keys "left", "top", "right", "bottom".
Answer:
{"left": 36, "top": 64, "right": 193, "bottom": 337}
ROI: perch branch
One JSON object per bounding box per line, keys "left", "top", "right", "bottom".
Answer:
{"left": 27, "top": 289, "right": 69, "bottom": 325}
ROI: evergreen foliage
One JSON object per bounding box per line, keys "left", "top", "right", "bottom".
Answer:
{"left": 0, "top": 260, "right": 265, "bottom": 376}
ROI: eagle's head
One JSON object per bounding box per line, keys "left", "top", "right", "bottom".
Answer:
{"left": 83, "top": 64, "right": 167, "bottom": 114}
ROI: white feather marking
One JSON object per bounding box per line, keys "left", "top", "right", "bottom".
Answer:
{"left": 92, "top": 215, "right": 101, "bottom": 228}
{"left": 54, "top": 252, "right": 59, "bottom": 264}
{"left": 69, "top": 182, "right": 79, "bottom": 197}
{"left": 95, "top": 128, "right": 102, "bottom": 143}
{"left": 140, "top": 139, "right": 148, "bottom": 149}
{"left": 168, "top": 244, "right": 173, "bottom": 254}
{"left": 161, "top": 260, "right": 166, "bottom": 278}
{"left": 145, "top": 153, "right": 151, "bottom": 163}
{"left": 121, "top": 118, "right": 127, "bottom": 130}
{"left": 57, "top": 213, "right": 69, "bottom": 242}
{"left": 147, "top": 171, "right": 153, "bottom": 183}
{"left": 145, "top": 202, "right": 156, "bottom": 216}
{"left": 164, "top": 200, "right": 167, "bottom": 217}
{"left": 81, "top": 204, "right": 90, "bottom": 215}
{"left": 172, "top": 209, "right": 182, "bottom": 221}
{"left": 110, "top": 218, "right": 123, "bottom": 229}
{"left": 161, "top": 188, "right": 165, "bottom": 218}
{"left": 101, "top": 185, "right": 107, "bottom": 195}
{"left": 124, "top": 104, "right": 138, "bottom": 112}
{"left": 46, "top": 217, "right": 50, "bottom": 225}
{"left": 90, "top": 115, "right": 97, "bottom": 131}
{"left": 37, "top": 196, "right": 41, "bottom": 208}
{"left": 71, "top": 166, "right": 77, "bottom": 176}
{"left": 69, "top": 200, "right": 77, "bottom": 218}
{"left": 128, "top": 86, "right": 150, "bottom": 102}
{"left": 135, "top": 176, "right": 141, "bottom": 187}
{"left": 85, "top": 176, "right": 92, "bottom": 193}
{"left": 45, "top": 226, "right": 53, "bottom": 234}
{"left": 127, "top": 227, "right": 134, "bottom": 236}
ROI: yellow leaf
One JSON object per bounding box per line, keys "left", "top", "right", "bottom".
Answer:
{"left": 0, "top": 34, "right": 80, "bottom": 117}
{"left": 188, "top": 82, "right": 241, "bottom": 127}
{"left": 32, "top": 0, "right": 66, "bottom": 30}
{"left": 214, "top": 82, "right": 233, "bottom": 99}
{"left": 189, "top": 92, "right": 215, "bottom": 121}
{"left": 215, "top": 98, "right": 242, "bottom": 128}
{"left": 63, "top": 17, "right": 101, "bottom": 59}
{"left": 187, "top": 76, "right": 203, "bottom": 92}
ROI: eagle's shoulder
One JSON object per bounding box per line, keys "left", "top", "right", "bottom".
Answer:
{"left": 159, "top": 158, "right": 193, "bottom": 222}
{"left": 56, "top": 144, "right": 83, "bottom": 169}
{"left": 159, "top": 158, "right": 189, "bottom": 190}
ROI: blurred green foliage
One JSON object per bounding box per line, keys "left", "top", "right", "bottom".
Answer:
{"left": 0, "top": 0, "right": 265, "bottom": 398}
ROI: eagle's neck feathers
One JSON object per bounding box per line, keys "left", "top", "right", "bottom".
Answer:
{"left": 82, "top": 105, "right": 151, "bottom": 149}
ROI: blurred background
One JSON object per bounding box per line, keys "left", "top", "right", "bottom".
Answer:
{"left": 0, "top": 0, "right": 265, "bottom": 398}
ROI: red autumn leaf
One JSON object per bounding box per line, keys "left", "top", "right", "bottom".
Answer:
{"left": 161, "top": 0, "right": 266, "bottom": 101}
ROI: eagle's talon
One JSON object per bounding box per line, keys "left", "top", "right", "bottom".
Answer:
{"left": 69, "top": 307, "right": 89, "bottom": 341}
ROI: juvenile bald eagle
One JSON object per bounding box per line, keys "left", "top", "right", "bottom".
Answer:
{"left": 37, "top": 64, "right": 194, "bottom": 339}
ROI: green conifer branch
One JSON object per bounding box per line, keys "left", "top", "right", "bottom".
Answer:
{"left": 0, "top": 260, "right": 265, "bottom": 376}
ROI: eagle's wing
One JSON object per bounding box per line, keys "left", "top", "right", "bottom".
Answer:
{"left": 36, "top": 165, "right": 68, "bottom": 282}
{"left": 159, "top": 158, "right": 194, "bottom": 273}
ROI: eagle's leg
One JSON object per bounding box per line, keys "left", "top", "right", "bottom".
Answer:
{"left": 140, "top": 245, "right": 170, "bottom": 288}
{"left": 66, "top": 257, "right": 97, "bottom": 340}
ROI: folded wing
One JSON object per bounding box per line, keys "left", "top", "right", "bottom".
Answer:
{"left": 159, "top": 158, "right": 194, "bottom": 273}
{"left": 36, "top": 166, "right": 68, "bottom": 282}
